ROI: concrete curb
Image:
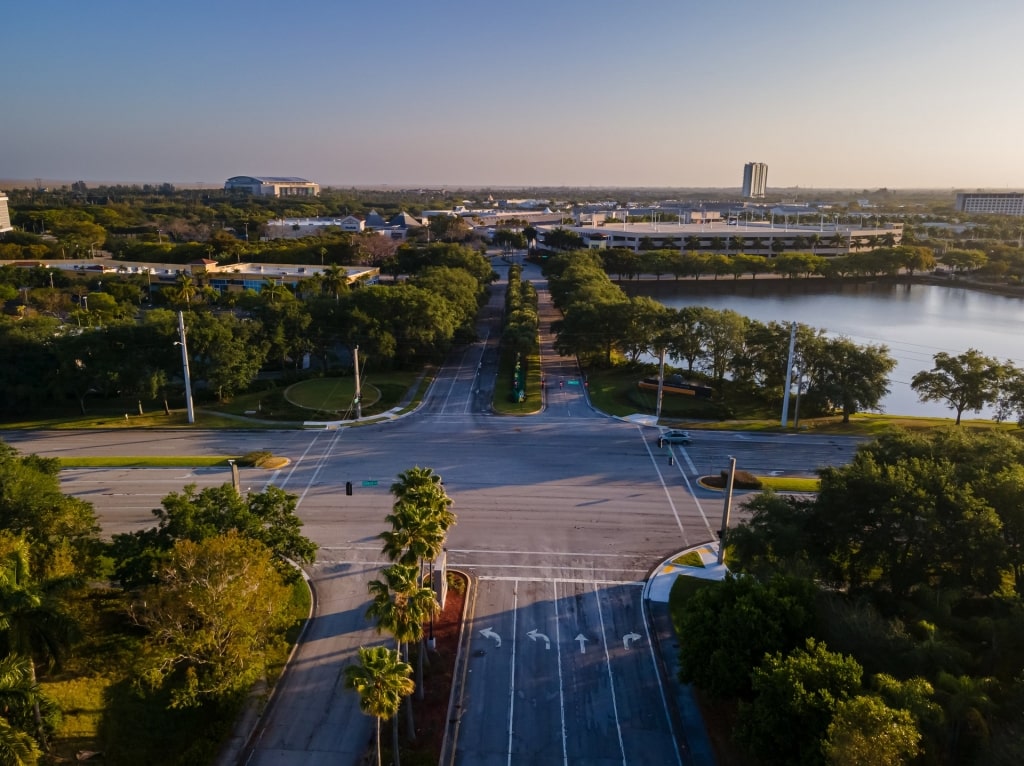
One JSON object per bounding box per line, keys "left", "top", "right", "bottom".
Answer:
{"left": 438, "top": 570, "right": 475, "bottom": 766}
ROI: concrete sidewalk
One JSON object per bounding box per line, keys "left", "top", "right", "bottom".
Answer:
{"left": 645, "top": 544, "right": 729, "bottom": 766}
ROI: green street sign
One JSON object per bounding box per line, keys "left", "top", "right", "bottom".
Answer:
{"left": 361, "top": 480, "right": 379, "bottom": 487}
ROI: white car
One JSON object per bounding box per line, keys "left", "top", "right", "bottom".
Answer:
{"left": 659, "top": 430, "right": 692, "bottom": 445}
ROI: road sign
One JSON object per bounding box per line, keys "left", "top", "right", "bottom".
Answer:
{"left": 361, "top": 480, "right": 379, "bottom": 487}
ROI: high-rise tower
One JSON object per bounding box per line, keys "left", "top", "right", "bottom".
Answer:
{"left": 742, "top": 162, "right": 768, "bottom": 199}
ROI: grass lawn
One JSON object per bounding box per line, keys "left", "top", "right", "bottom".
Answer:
{"left": 493, "top": 344, "right": 542, "bottom": 415}
{"left": 584, "top": 364, "right": 1019, "bottom": 436}
{"left": 59, "top": 456, "right": 237, "bottom": 468}
{"left": 284, "top": 376, "right": 381, "bottom": 412}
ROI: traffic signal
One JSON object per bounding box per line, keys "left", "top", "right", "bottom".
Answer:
{"left": 658, "top": 437, "right": 665, "bottom": 448}
{"left": 345, "top": 481, "right": 353, "bottom": 496}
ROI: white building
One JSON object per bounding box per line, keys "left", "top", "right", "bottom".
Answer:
{"left": 537, "top": 220, "right": 902, "bottom": 255}
{"left": 742, "top": 162, "right": 768, "bottom": 199}
{"left": 954, "top": 192, "right": 1024, "bottom": 216}
{"left": 0, "top": 194, "right": 11, "bottom": 233}
{"left": 224, "top": 176, "right": 320, "bottom": 197}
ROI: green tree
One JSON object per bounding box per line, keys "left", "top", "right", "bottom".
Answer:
{"left": 320, "top": 263, "right": 349, "bottom": 301}
{"left": 911, "top": 349, "right": 1006, "bottom": 425}
{"left": 804, "top": 337, "right": 895, "bottom": 423}
{"left": 675, "top": 573, "right": 817, "bottom": 698}
{"left": 365, "top": 563, "right": 437, "bottom": 738}
{"left": 736, "top": 638, "right": 863, "bottom": 766}
{"left": 110, "top": 483, "right": 315, "bottom": 588}
{"left": 134, "top": 533, "right": 292, "bottom": 708}
{"left": 344, "top": 646, "right": 414, "bottom": 766}
{"left": 823, "top": 695, "right": 921, "bottom": 766}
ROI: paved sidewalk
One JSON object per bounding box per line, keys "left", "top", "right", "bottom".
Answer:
{"left": 645, "top": 544, "right": 729, "bottom": 766}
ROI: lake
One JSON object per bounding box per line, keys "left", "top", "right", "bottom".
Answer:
{"left": 636, "top": 280, "right": 1024, "bottom": 419}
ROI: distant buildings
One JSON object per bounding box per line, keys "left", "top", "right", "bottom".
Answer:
{"left": 537, "top": 220, "right": 902, "bottom": 255}
{"left": 0, "top": 194, "right": 11, "bottom": 233}
{"left": 742, "top": 162, "right": 768, "bottom": 199}
{"left": 954, "top": 192, "right": 1024, "bottom": 216}
{"left": 224, "top": 176, "right": 320, "bottom": 197}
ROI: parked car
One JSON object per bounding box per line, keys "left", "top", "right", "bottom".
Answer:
{"left": 658, "top": 429, "right": 692, "bottom": 445}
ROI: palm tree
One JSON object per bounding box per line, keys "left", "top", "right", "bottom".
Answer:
{"left": 366, "top": 564, "right": 438, "bottom": 737}
{"left": 174, "top": 274, "right": 197, "bottom": 309}
{"left": 261, "top": 279, "right": 287, "bottom": 305}
{"left": 344, "top": 646, "right": 413, "bottom": 766}
{"left": 0, "top": 654, "right": 44, "bottom": 765}
{"left": 385, "top": 467, "right": 455, "bottom": 659}
{"left": 322, "top": 263, "right": 347, "bottom": 302}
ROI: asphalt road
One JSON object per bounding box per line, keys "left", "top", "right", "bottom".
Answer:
{"left": 0, "top": 258, "right": 864, "bottom": 765}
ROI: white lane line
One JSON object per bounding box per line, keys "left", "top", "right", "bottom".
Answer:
{"left": 678, "top": 445, "right": 698, "bottom": 475}
{"left": 459, "top": 563, "right": 648, "bottom": 575}
{"left": 507, "top": 580, "right": 518, "bottom": 766}
{"left": 672, "top": 461, "right": 716, "bottom": 540}
{"left": 296, "top": 430, "right": 345, "bottom": 506}
{"left": 449, "top": 548, "right": 637, "bottom": 558}
{"left": 593, "top": 583, "right": 627, "bottom": 766}
{"left": 478, "top": 576, "right": 643, "bottom": 585}
{"left": 640, "top": 594, "right": 684, "bottom": 766}
{"left": 553, "top": 580, "right": 568, "bottom": 766}
{"left": 265, "top": 432, "right": 326, "bottom": 491}
{"left": 641, "top": 435, "right": 688, "bottom": 544}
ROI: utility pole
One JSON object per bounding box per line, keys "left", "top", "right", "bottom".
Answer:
{"left": 780, "top": 321, "right": 797, "bottom": 427}
{"left": 353, "top": 345, "right": 362, "bottom": 420}
{"left": 177, "top": 311, "right": 195, "bottom": 424}
{"left": 717, "top": 456, "right": 737, "bottom": 566}
{"left": 655, "top": 347, "right": 666, "bottom": 421}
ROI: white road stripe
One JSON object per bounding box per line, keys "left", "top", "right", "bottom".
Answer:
{"left": 553, "top": 580, "right": 568, "bottom": 766}
{"left": 640, "top": 596, "right": 683, "bottom": 766}
{"left": 478, "top": 576, "right": 642, "bottom": 586}
{"left": 507, "top": 580, "right": 518, "bottom": 766}
{"left": 593, "top": 583, "right": 627, "bottom": 766}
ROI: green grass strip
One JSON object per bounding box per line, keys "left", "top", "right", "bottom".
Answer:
{"left": 60, "top": 456, "right": 236, "bottom": 468}
{"left": 758, "top": 476, "right": 821, "bottom": 492}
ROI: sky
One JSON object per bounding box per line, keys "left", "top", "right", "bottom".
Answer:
{"left": 4, "top": 0, "right": 1024, "bottom": 190}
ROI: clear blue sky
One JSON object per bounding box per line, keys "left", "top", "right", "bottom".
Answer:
{"left": 4, "top": 0, "right": 1023, "bottom": 189}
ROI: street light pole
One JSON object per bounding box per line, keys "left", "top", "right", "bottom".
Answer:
{"left": 717, "top": 456, "right": 737, "bottom": 566}
{"left": 177, "top": 310, "right": 195, "bottom": 424}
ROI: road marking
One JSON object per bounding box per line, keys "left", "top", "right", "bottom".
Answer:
{"left": 477, "top": 576, "right": 643, "bottom": 585}
{"left": 574, "top": 634, "right": 588, "bottom": 654}
{"left": 507, "top": 581, "right": 518, "bottom": 766}
{"left": 480, "top": 627, "right": 502, "bottom": 648}
{"left": 526, "top": 629, "right": 550, "bottom": 649}
{"left": 593, "top": 583, "right": 626, "bottom": 766}
{"left": 553, "top": 581, "right": 568, "bottom": 766}
{"left": 458, "top": 563, "right": 648, "bottom": 575}
{"left": 640, "top": 596, "right": 684, "bottom": 766}
{"left": 622, "top": 632, "right": 641, "bottom": 650}
{"left": 449, "top": 548, "right": 638, "bottom": 558}
{"left": 642, "top": 435, "right": 688, "bottom": 543}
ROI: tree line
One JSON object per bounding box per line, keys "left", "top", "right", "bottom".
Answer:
{"left": 676, "top": 427, "right": 1024, "bottom": 765}
{"left": 544, "top": 250, "right": 1024, "bottom": 424}
{"left": 0, "top": 243, "right": 495, "bottom": 417}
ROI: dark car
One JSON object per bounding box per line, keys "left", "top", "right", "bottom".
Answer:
{"left": 658, "top": 429, "right": 692, "bottom": 445}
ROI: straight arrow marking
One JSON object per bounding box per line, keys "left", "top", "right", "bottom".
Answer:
{"left": 574, "top": 633, "right": 588, "bottom": 654}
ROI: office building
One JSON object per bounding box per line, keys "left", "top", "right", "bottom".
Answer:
{"left": 224, "top": 176, "right": 320, "bottom": 197}
{"left": 0, "top": 194, "right": 12, "bottom": 233}
{"left": 742, "top": 162, "right": 768, "bottom": 199}
{"left": 954, "top": 192, "right": 1024, "bottom": 216}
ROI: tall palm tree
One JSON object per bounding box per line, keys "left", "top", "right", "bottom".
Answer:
{"left": 344, "top": 646, "right": 413, "bottom": 766}
{"left": 385, "top": 467, "right": 455, "bottom": 661}
{"left": 322, "top": 263, "right": 347, "bottom": 302}
{"left": 366, "top": 564, "right": 438, "bottom": 718}
{"left": 175, "top": 274, "right": 197, "bottom": 309}
{"left": 261, "top": 279, "right": 287, "bottom": 305}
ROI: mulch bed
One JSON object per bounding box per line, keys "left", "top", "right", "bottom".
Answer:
{"left": 370, "top": 572, "right": 467, "bottom": 766}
